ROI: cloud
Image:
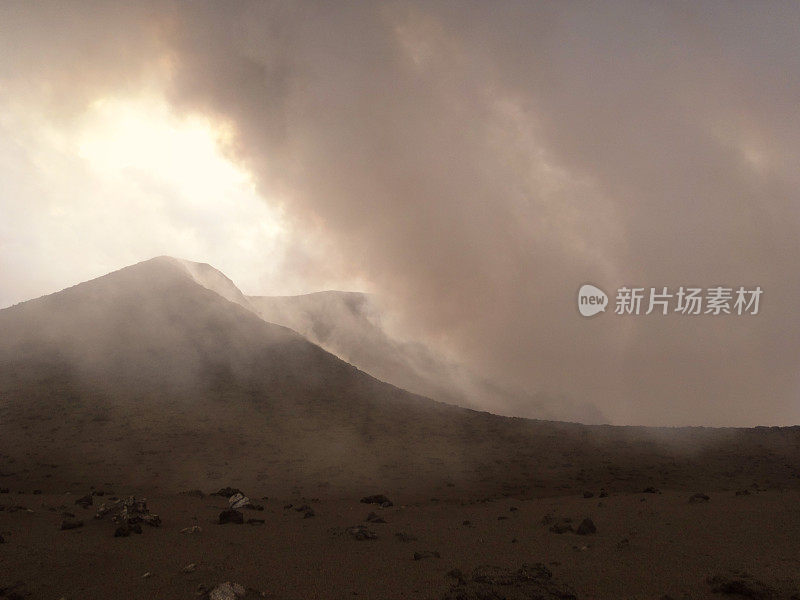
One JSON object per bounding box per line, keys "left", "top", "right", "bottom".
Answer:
{"left": 1, "top": 1, "right": 799, "bottom": 425}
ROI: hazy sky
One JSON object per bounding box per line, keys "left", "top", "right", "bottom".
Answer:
{"left": 1, "top": 1, "right": 799, "bottom": 426}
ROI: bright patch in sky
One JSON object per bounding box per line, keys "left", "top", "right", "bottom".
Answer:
{"left": 77, "top": 98, "right": 253, "bottom": 204}
{"left": 0, "top": 94, "right": 296, "bottom": 307}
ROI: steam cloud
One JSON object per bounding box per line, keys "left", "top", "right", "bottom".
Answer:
{"left": 2, "top": 1, "right": 799, "bottom": 425}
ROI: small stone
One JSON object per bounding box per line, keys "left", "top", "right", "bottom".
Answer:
{"left": 247, "top": 518, "right": 265, "bottom": 525}
{"left": 413, "top": 550, "right": 440, "bottom": 560}
{"left": 180, "top": 525, "right": 202, "bottom": 534}
{"left": 549, "top": 522, "right": 573, "bottom": 534}
{"left": 181, "top": 489, "right": 206, "bottom": 498}
{"left": 60, "top": 518, "right": 83, "bottom": 530}
{"left": 218, "top": 509, "right": 244, "bottom": 525}
{"left": 689, "top": 493, "right": 710, "bottom": 503}
{"left": 182, "top": 563, "right": 196, "bottom": 573}
{"left": 346, "top": 525, "right": 377, "bottom": 540}
{"left": 228, "top": 493, "right": 250, "bottom": 510}
{"left": 360, "top": 494, "right": 392, "bottom": 506}
{"left": 576, "top": 518, "right": 597, "bottom": 535}
{"left": 75, "top": 495, "right": 93, "bottom": 509}
{"left": 212, "top": 487, "right": 242, "bottom": 498}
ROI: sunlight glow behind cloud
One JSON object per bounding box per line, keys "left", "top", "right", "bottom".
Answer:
{"left": 0, "top": 93, "right": 301, "bottom": 308}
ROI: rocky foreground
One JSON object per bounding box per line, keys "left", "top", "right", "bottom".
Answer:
{"left": 1, "top": 484, "right": 799, "bottom": 599}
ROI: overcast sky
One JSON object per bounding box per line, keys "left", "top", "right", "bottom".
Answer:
{"left": 1, "top": 1, "right": 798, "bottom": 426}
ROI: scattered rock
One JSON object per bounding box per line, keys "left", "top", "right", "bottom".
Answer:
{"left": 228, "top": 493, "right": 250, "bottom": 510}
{"left": 182, "top": 563, "right": 197, "bottom": 573}
{"left": 346, "top": 525, "right": 377, "bottom": 540}
{"left": 599, "top": 489, "right": 609, "bottom": 498}
{"left": 497, "top": 515, "right": 508, "bottom": 520}
{"left": 583, "top": 491, "right": 594, "bottom": 498}
{"left": 141, "top": 572, "right": 152, "bottom": 578}
{"left": 616, "top": 538, "right": 630, "bottom": 550}
{"left": 247, "top": 518, "right": 265, "bottom": 525}
{"left": 360, "top": 494, "right": 393, "bottom": 507}
{"left": 181, "top": 489, "right": 206, "bottom": 499}
{"left": 462, "top": 520, "right": 472, "bottom": 527}
{"left": 447, "top": 569, "right": 467, "bottom": 585}
{"left": 576, "top": 518, "right": 597, "bottom": 535}
{"left": 510, "top": 506, "right": 518, "bottom": 512}
{"left": 395, "top": 532, "right": 417, "bottom": 542}
{"left": 442, "top": 564, "right": 576, "bottom": 600}
{"left": 549, "top": 521, "right": 573, "bottom": 534}
{"left": 206, "top": 581, "right": 248, "bottom": 600}
{"left": 708, "top": 573, "right": 775, "bottom": 599}
{"left": 0, "top": 534, "right": 5, "bottom": 543}
{"left": 642, "top": 487, "right": 661, "bottom": 494}
{"left": 60, "top": 518, "right": 83, "bottom": 530}
{"left": 212, "top": 487, "right": 242, "bottom": 499}
{"left": 689, "top": 493, "right": 710, "bottom": 504}
{"left": 218, "top": 509, "right": 244, "bottom": 525}
{"left": 365, "top": 512, "right": 386, "bottom": 523}
{"left": 32, "top": 490, "right": 42, "bottom": 495}
{"left": 303, "top": 510, "right": 315, "bottom": 518}
{"left": 181, "top": 525, "right": 202, "bottom": 534}
{"left": 114, "top": 523, "right": 142, "bottom": 537}
{"left": 736, "top": 489, "right": 751, "bottom": 496}
{"left": 75, "top": 495, "right": 93, "bottom": 509}
{"left": 414, "top": 550, "right": 441, "bottom": 560}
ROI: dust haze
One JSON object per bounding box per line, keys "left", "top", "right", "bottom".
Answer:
{"left": 2, "top": 2, "right": 799, "bottom": 425}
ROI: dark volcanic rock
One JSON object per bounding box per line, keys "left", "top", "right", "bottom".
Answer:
{"left": 212, "top": 487, "right": 243, "bottom": 499}
{"left": 576, "top": 518, "right": 597, "bottom": 535}
{"left": 642, "top": 487, "right": 661, "bottom": 494}
{"left": 218, "top": 509, "right": 244, "bottom": 525}
{"left": 114, "top": 523, "right": 142, "bottom": 537}
{"left": 60, "top": 518, "right": 83, "bottom": 530}
{"left": 549, "top": 522, "right": 573, "bottom": 534}
{"left": 414, "top": 550, "right": 440, "bottom": 560}
{"left": 247, "top": 518, "right": 265, "bottom": 525}
{"left": 366, "top": 512, "right": 386, "bottom": 523}
{"left": 708, "top": 574, "right": 775, "bottom": 599}
{"left": 689, "top": 493, "right": 711, "bottom": 503}
{"left": 442, "top": 564, "right": 576, "bottom": 600}
{"left": 360, "top": 494, "right": 392, "bottom": 507}
{"left": 75, "top": 495, "right": 93, "bottom": 509}
{"left": 346, "top": 525, "right": 377, "bottom": 540}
